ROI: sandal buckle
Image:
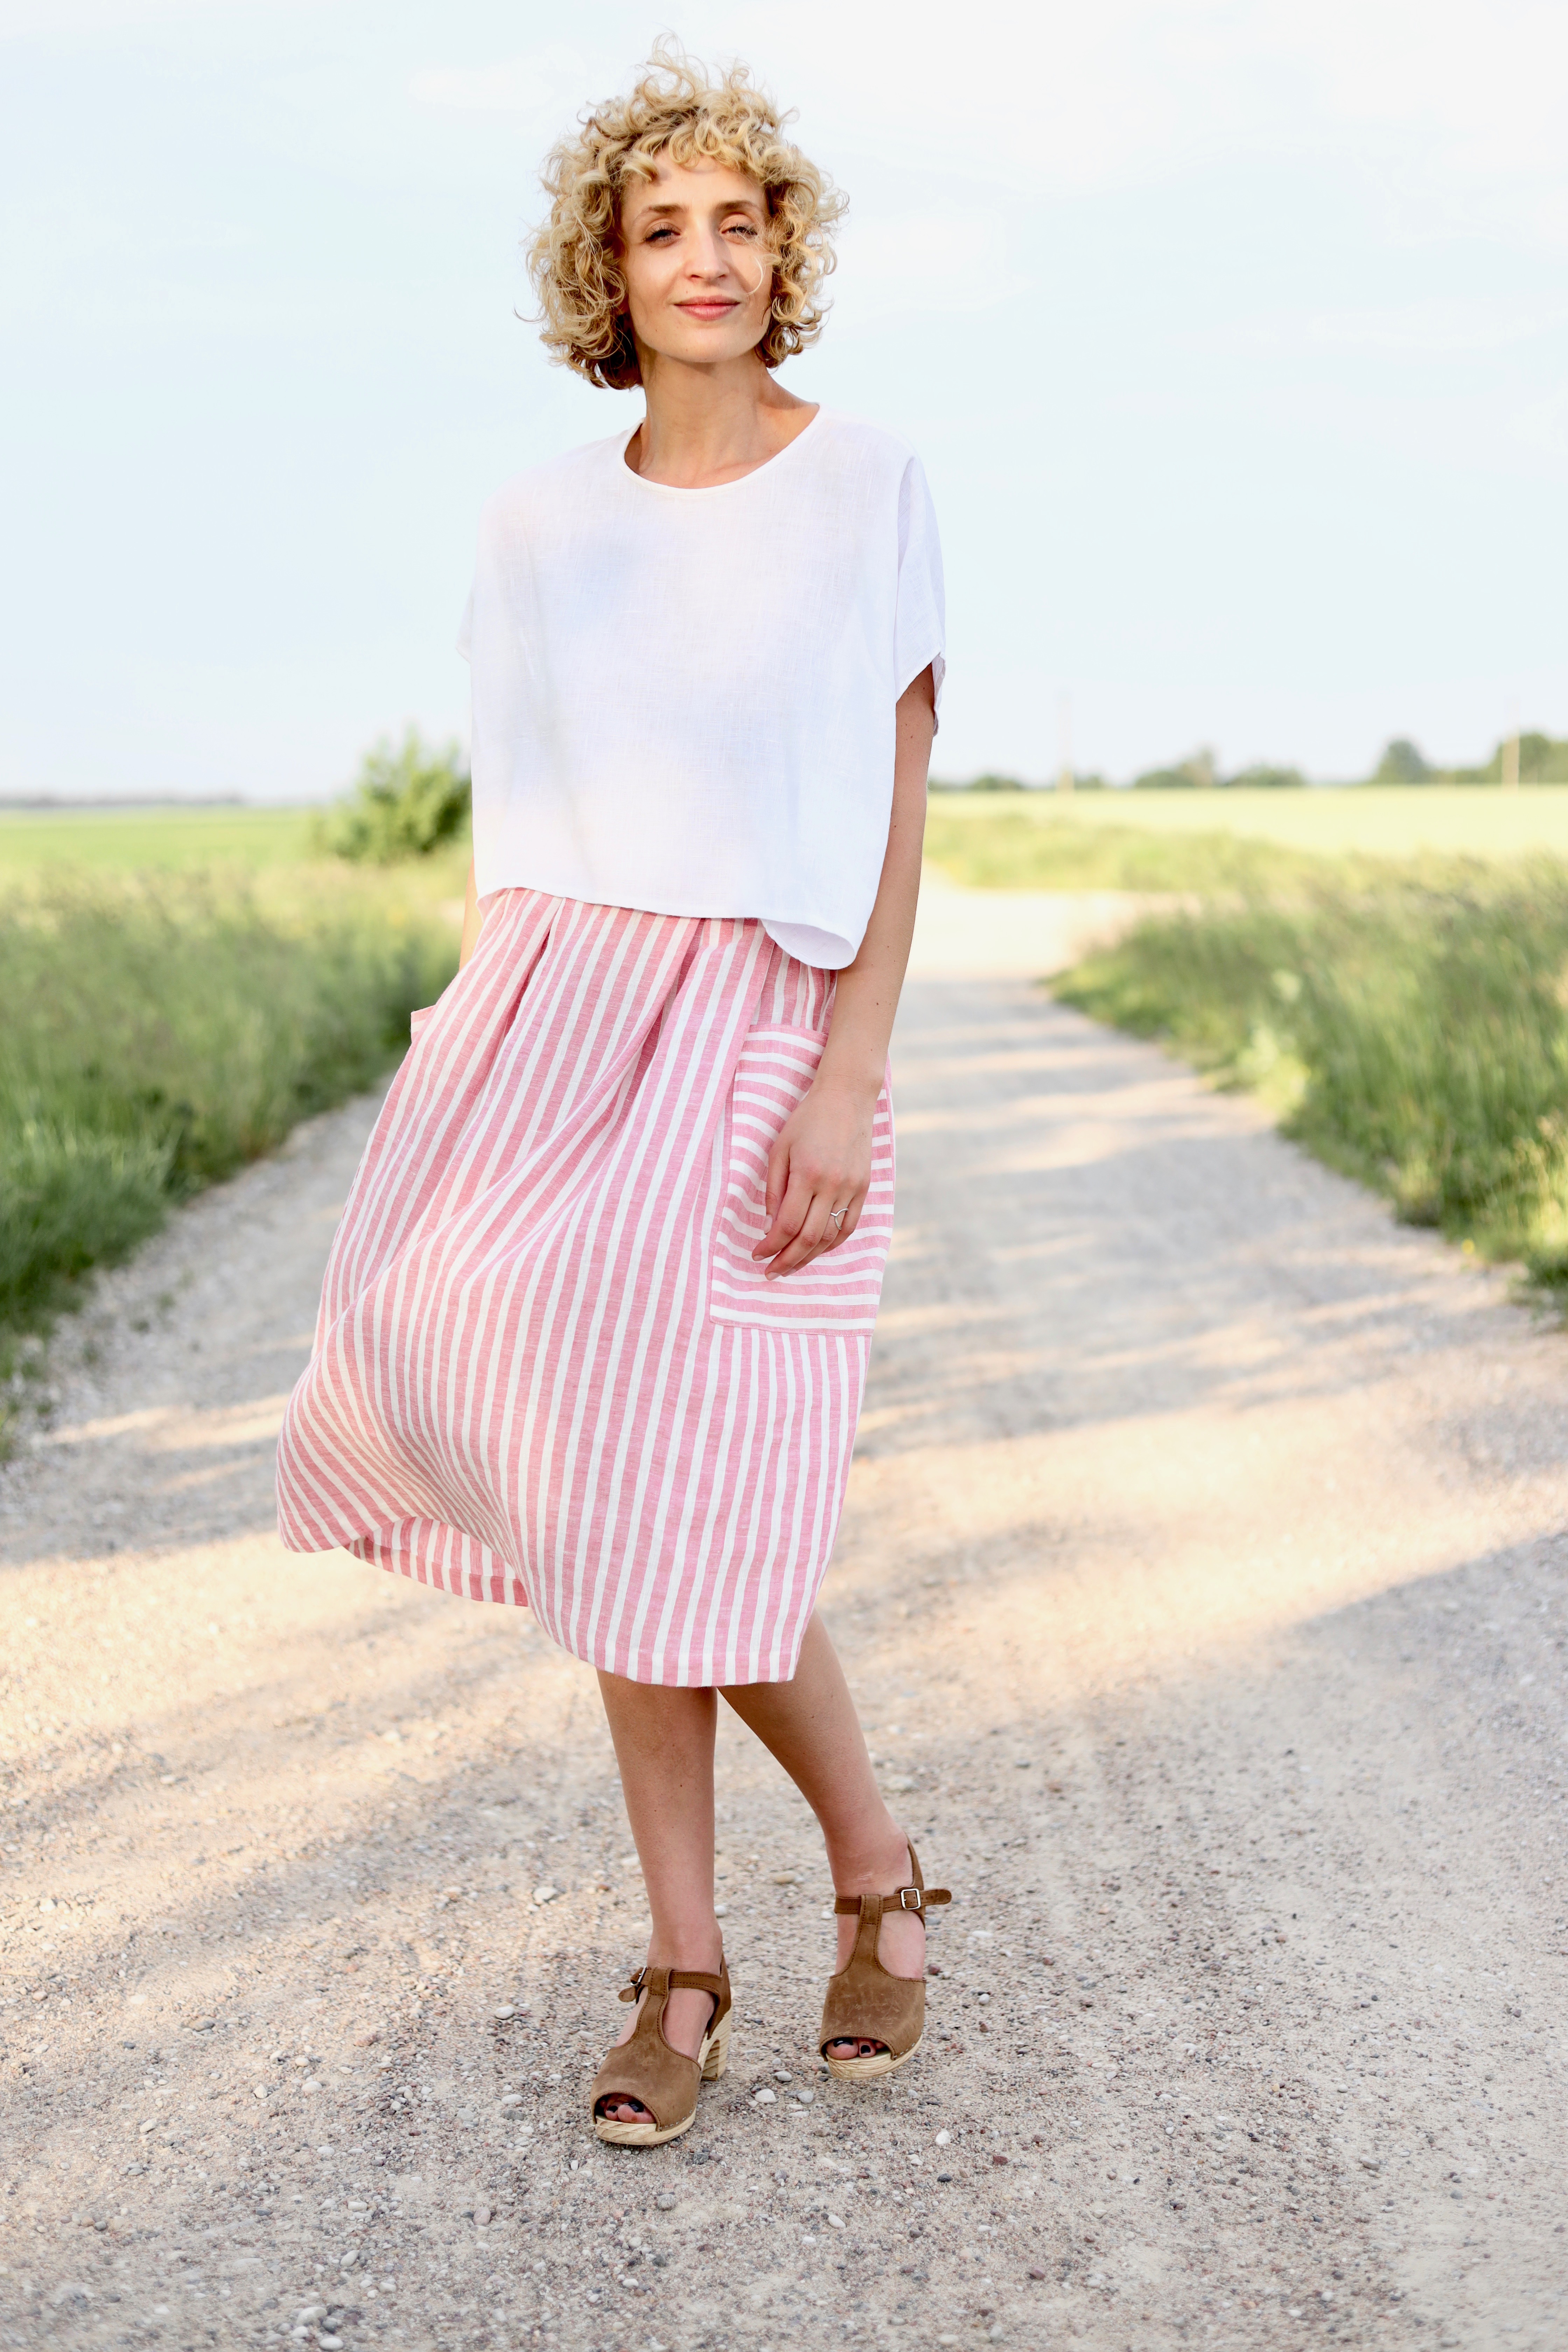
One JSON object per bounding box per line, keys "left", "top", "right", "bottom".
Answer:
{"left": 897, "top": 1885, "right": 924, "bottom": 1912}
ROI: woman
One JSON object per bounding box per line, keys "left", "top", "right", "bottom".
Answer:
{"left": 275, "top": 47, "right": 950, "bottom": 2148}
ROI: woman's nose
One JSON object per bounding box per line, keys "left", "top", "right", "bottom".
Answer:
{"left": 688, "top": 230, "right": 730, "bottom": 278}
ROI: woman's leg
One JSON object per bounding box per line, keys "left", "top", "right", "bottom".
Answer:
{"left": 721, "top": 1611, "right": 925, "bottom": 2059}
{"left": 594, "top": 1673, "right": 724, "bottom": 2123}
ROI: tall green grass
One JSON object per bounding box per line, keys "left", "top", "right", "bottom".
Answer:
{"left": 0, "top": 864, "right": 460, "bottom": 1350}
{"left": 1054, "top": 863, "right": 1568, "bottom": 1293}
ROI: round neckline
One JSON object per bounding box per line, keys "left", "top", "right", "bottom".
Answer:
{"left": 618, "top": 404, "right": 825, "bottom": 495}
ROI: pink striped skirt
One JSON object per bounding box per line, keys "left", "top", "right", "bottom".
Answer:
{"left": 274, "top": 889, "right": 895, "bottom": 1686}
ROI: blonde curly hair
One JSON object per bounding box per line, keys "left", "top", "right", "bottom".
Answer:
{"left": 526, "top": 43, "right": 846, "bottom": 390}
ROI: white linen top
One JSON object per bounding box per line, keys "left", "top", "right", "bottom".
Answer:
{"left": 458, "top": 406, "right": 945, "bottom": 969}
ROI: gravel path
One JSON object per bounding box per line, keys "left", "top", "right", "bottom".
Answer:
{"left": 1, "top": 900, "right": 1565, "bottom": 2352}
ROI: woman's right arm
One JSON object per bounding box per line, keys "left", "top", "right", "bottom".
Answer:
{"left": 458, "top": 858, "right": 484, "bottom": 968}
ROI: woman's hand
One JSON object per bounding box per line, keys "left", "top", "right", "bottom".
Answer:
{"left": 750, "top": 664, "right": 936, "bottom": 1282}
{"left": 753, "top": 1073, "right": 878, "bottom": 1279}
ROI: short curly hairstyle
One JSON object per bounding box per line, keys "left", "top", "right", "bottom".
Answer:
{"left": 526, "top": 43, "right": 846, "bottom": 391}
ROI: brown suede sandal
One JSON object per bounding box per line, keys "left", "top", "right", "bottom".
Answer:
{"left": 819, "top": 1842, "right": 952, "bottom": 2081}
{"left": 589, "top": 1960, "right": 733, "bottom": 2148}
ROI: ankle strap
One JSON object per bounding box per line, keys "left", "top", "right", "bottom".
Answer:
{"left": 832, "top": 1882, "right": 951, "bottom": 1917}
{"left": 618, "top": 1965, "right": 727, "bottom": 2004}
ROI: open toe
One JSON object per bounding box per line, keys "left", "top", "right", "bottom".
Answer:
{"left": 818, "top": 1844, "right": 951, "bottom": 2081}
{"left": 589, "top": 1961, "right": 733, "bottom": 2147}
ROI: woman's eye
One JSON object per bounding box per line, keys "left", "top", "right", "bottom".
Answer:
{"left": 724, "top": 222, "right": 760, "bottom": 238}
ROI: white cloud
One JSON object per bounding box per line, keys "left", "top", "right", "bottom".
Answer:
{"left": 770, "top": 0, "right": 1226, "bottom": 196}
{"left": 407, "top": 43, "right": 589, "bottom": 120}
{"left": 395, "top": 1, "right": 1567, "bottom": 241}
{"left": 1239, "top": 296, "right": 1568, "bottom": 358}
{"left": 1253, "top": 0, "right": 1568, "bottom": 172}
{"left": 0, "top": 0, "right": 221, "bottom": 32}
{"left": 1508, "top": 387, "right": 1568, "bottom": 465}
{"left": 741, "top": 0, "right": 1568, "bottom": 236}
{"left": 829, "top": 208, "right": 1027, "bottom": 331}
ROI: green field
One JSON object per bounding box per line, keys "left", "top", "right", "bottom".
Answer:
{"left": 927, "top": 783, "right": 1568, "bottom": 866}
{"left": 923, "top": 804, "right": 1325, "bottom": 894}
{"left": 10, "top": 785, "right": 1567, "bottom": 881}
{"left": 0, "top": 803, "right": 318, "bottom": 870}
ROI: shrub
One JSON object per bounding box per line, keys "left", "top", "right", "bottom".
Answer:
{"left": 1375, "top": 737, "right": 1433, "bottom": 784}
{"left": 314, "top": 727, "right": 471, "bottom": 863}
{"left": 1132, "top": 749, "right": 1217, "bottom": 790}
{"left": 1463, "top": 731, "right": 1568, "bottom": 786}
{"left": 1225, "top": 763, "right": 1307, "bottom": 790}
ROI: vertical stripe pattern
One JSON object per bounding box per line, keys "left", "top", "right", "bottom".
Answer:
{"left": 273, "top": 889, "right": 892, "bottom": 1686}
{"left": 710, "top": 1027, "right": 895, "bottom": 1332}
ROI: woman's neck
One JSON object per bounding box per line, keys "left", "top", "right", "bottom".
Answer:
{"left": 627, "top": 354, "right": 816, "bottom": 489}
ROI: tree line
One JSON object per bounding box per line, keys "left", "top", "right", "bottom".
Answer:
{"left": 936, "top": 731, "right": 1568, "bottom": 793}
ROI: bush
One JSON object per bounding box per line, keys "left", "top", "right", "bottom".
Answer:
{"left": 1225, "top": 763, "right": 1308, "bottom": 790}
{"left": 1515, "top": 732, "right": 1568, "bottom": 784}
{"left": 1376, "top": 729, "right": 1568, "bottom": 785}
{"left": 1132, "top": 749, "right": 1217, "bottom": 790}
{"left": 1375, "top": 737, "right": 1433, "bottom": 784}
{"left": 1054, "top": 863, "right": 1568, "bottom": 1294}
{"left": 1462, "top": 731, "right": 1568, "bottom": 786}
{"left": 0, "top": 868, "right": 459, "bottom": 1343}
{"left": 314, "top": 727, "right": 471, "bottom": 863}
{"left": 929, "top": 773, "right": 1030, "bottom": 793}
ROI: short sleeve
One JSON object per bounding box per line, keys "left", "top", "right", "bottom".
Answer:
{"left": 894, "top": 456, "right": 946, "bottom": 728}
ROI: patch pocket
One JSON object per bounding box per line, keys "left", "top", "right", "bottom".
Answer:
{"left": 709, "top": 1025, "right": 895, "bottom": 1335}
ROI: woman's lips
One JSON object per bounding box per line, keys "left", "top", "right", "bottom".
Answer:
{"left": 678, "top": 300, "right": 740, "bottom": 318}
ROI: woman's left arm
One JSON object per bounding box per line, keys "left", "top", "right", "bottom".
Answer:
{"left": 457, "top": 857, "right": 485, "bottom": 968}
{"left": 755, "top": 664, "right": 937, "bottom": 1279}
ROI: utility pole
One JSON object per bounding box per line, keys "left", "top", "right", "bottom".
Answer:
{"left": 1057, "top": 691, "right": 1073, "bottom": 793}
{"left": 1502, "top": 718, "right": 1520, "bottom": 791}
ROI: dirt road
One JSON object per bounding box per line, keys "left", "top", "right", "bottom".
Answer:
{"left": 2, "top": 894, "right": 1565, "bottom": 2352}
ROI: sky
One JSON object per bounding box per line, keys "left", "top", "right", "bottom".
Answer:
{"left": 2, "top": 0, "right": 1566, "bottom": 800}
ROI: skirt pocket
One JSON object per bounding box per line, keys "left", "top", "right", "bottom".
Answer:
{"left": 709, "top": 1025, "right": 894, "bottom": 1335}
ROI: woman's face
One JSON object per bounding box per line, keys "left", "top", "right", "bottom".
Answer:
{"left": 618, "top": 155, "right": 774, "bottom": 370}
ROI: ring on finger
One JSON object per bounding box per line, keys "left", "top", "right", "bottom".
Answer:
{"left": 827, "top": 1206, "right": 847, "bottom": 1232}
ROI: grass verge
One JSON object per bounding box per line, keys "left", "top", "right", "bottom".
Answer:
{"left": 0, "top": 861, "right": 461, "bottom": 1375}
{"left": 1053, "top": 862, "right": 1568, "bottom": 1296}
